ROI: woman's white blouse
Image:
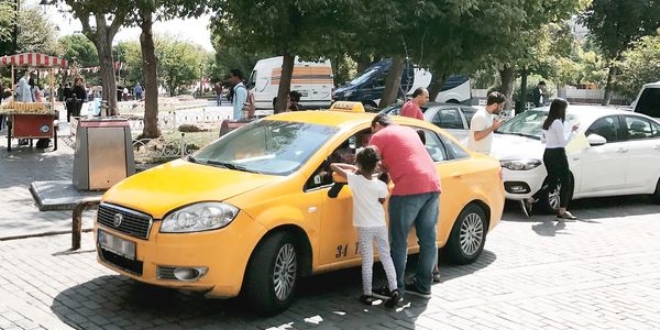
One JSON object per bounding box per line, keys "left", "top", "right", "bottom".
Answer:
{"left": 541, "top": 119, "right": 574, "bottom": 148}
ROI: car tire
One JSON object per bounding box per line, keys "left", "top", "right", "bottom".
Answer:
{"left": 445, "top": 204, "right": 487, "bottom": 265}
{"left": 243, "top": 231, "right": 298, "bottom": 316}
{"left": 538, "top": 175, "right": 574, "bottom": 214}
{"left": 651, "top": 178, "right": 660, "bottom": 204}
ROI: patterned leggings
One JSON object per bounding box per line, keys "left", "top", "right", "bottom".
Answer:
{"left": 357, "top": 226, "right": 398, "bottom": 295}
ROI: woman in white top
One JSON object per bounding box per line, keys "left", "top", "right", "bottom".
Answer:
{"left": 539, "top": 98, "right": 579, "bottom": 220}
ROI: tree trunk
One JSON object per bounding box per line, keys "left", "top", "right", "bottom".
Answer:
{"left": 517, "top": 68, "right": 528, "bottom": 115}
{"left": 378, "top": 56, "right": 405, "bottom": 108}
{"left": 602, "top": 66, "right": 617, "bottom": 106}
{"left": 428, "top": 72, "right": 448, "bottom": 102}
{"left": 93, "top": 16, "right": 118, "bottom": 116}
{"left": 274, "top": 53, "right": 294, "bottom": 113}
{"left": 499, "top": 65, "right": 516, "bottom": 110}
{"left": 139, "top": 10, "right": 160, "bottom": 139}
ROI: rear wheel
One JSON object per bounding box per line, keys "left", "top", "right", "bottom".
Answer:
{"left": 445, "top": 204, "right": 487, "bottom": 265}
{"left": 362, "top": 100, "right": 378, "bottom": 110}
{"left": 243, "top": 231, "right": 298, "bottom": 315}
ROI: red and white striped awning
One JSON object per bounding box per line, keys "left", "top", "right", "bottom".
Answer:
{"left": 0, "top": 53, "right": 67, "bottom": 68}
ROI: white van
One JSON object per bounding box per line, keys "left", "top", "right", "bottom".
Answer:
{"left": 247, "top": 56, "right": 334, "bottom": 110}
{"left": 631, "top": 80, "right": 660, "bottom": 118}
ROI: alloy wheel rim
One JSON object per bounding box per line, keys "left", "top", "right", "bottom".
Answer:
{"left": 460, "top": 213, "right": 484, "bottom": 256}
{"left": 549, "top": 184, "right": 561, "bottom": 211}
{"left": 273, "top": 243, "right": 297, "bottom": 301}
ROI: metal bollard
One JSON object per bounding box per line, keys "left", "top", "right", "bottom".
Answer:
{"left": 72, "top": 197, "right": 102, "bottom": 250}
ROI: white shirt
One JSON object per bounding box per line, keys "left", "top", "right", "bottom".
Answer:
{"left": 541, "top": 119, "right": 575, "bottom": 148}
{"left": 468, "top": 108, "right": 494, "bottom": 154}
{"left": 346, "top": 173, "right": 389, "bottom": 228}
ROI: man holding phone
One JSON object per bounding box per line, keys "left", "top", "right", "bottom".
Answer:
{"left": 468, "top": 92, "right": 507, "bottom": 154}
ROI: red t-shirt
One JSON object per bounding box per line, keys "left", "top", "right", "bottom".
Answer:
{"left": 370, "top": 125, "right": 441, "bottom": 196}
{"left": 400, "top": 101, "right": 424, "bottom": 120}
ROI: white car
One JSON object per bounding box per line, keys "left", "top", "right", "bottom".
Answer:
{"left": 491, "top": 105, "right": 660, "bottom": 212}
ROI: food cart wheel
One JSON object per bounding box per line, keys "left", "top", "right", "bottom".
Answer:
{"left": 53, "top": 126, "right": 58, "bottom": 151}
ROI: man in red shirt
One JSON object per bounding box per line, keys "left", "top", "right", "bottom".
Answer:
{"left": 399, "top": 87, "right": 429, "bottom": 120}
{"left": 370, "top": 113, "right": 441, "bottom": 299}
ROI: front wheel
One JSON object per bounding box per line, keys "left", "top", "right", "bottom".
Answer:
{"left": 445, "top": 204, "right": 487, "bottom": 265}
{"left": 651, "top": 178, "right": 660, "bottom": 204}
{"left": 243, "top": 231, "right": 298, "bottom": 315}
{"left": 538, "top": 176, "right": 574, "bottom": 214}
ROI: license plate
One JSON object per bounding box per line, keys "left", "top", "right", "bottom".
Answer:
{"left": 98, "top": 230, "right": 136, "bottom": 260}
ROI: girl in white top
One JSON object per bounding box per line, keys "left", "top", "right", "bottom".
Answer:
{"left": 330, "top": 145, "right": 400, "bottom": 308}
{"left": 539, "top": 98, "right": 579, "bottom": 220}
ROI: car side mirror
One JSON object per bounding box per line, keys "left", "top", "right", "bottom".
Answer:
{"left": 587, "top": 134, "right": 607, "bottom": 146}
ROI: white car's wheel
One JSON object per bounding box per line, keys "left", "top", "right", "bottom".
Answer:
{"left": 652, "top": 179, "right": 660, "bottom": 204}
{"left": 539, "top": 175, "right": 574, "bottom": 214}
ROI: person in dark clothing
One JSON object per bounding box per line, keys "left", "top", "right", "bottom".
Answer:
{"left": 287, "top": 91, "right": 302, "bottom": 111}
{"left": 532, "top": 81, "right": 546, "bottom": 108}
{"left": 63, "top": 83, "right": 75, "bottom": 122}
{"left": 71, "top": 77, "right": 87, "bottom": 119}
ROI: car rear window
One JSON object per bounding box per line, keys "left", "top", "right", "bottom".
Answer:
{"left": 636, "top": 87, "right": 660, "bottom": 118}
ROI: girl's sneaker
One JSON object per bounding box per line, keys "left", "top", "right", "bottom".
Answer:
{"left": 384, "top": 290, "right": 402, "bottom": 308}
{"left": 359, "top": 295, "right": 378, "bottom": 306}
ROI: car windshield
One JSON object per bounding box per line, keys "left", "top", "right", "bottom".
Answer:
{"left": 349, "top": 67, "right": 379, "bottom": 86}
{"left": 496, "top": 109, "right": 578, "bottom": 140}
{"left": 191, "top": 120, "right": 339, "bottom": 176}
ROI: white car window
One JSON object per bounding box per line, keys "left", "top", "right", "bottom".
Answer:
{"left": 624, "top": 116, "right": 654, "bottom": 140}
{"left": 415, "top": 128, "right": 448, "bottom": 162}
{"left": 432, "top": 108, "right": 463, "bottom": 129}
{"left": 585, "top": 116, "right": 623, "bottom": 143}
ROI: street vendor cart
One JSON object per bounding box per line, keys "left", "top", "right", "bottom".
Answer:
{"left": 0, "top": 53, "right": 68, "bottom": 152}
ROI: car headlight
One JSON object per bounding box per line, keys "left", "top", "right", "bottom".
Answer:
{"left": 160, "top": 202, "right": 239, "bottom": 233}
{"left": 500, "top": 159, "right": 542, "bottom": 171}
{"left": 343, "top": 90, "right": 353, "bottom": 97}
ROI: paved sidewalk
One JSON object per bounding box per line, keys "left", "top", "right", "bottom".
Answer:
{"left": 0, "top": 121, "right": 96, "bottom": 240}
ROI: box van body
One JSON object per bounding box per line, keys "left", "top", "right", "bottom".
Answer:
{"left": 247, "top": 56, "right": 333, "bottom": 110}
{"left": 631, "top": 81, "right": 660, "bottom": 118}
{"left": 332, "top": 58, "right": 472, "bottom": 108}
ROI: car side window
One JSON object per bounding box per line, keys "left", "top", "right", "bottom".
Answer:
{"left": 624, "top": 116, "right": 654, "bottom": 140}
{"left": 431, "top": 108, "right": 463, "bottom": 129}
{"left": 462, "top": 108, "right": 476, "bottom": 128}
{"left": 414, "top": 128, "right": 448, "bottom": 162}
{"left": 585, "top": 116, "right": 622, "bottom": 143}
{"left": 651, "top": 120, "right": 660, "bottom": 138}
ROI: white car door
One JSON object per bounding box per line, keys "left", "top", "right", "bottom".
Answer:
{"left": 620, "top": 116, "right": 660, "bottom": 192}
{"left": 580, "top": 116, "right": 628, "bottom": 194}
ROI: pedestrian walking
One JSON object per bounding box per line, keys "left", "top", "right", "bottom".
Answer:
{"left": 72, "top": 77, "right": 88, "bottom": 118}
{"left": 369, "top": 113, "right": 441, "bottom": 299}
{"left": 214, "top": 83, "right": 223, "bottom": 106}
{"left": 400, "top": 87, "right": 428, "bottom": 120}
{"left": 467, "top": 92, "right": 506, "bottom": 154}
{"left": 287, "top": 91, "right": 301, "bottom": 111}
{"left": 531, "top": 98, "right": 579, "bottom": 220}
{"left": 330, "top": 146, "right": 400, "bottom": 308}
{"left": 134, "top": 83, "right": 143, "bottom": 100}
{"left": 229, "top": 69, "right": 247, "bottom": 121}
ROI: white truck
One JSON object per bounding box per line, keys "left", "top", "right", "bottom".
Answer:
{"left": 247, "top": 56, "right": 334, "bottom": 110}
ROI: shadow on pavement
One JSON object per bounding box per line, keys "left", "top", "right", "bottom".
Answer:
{"left": 50, "top": 249, "right": 498, "bottom": 329}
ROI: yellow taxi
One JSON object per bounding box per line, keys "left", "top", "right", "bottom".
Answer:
{"left": 95, "top": 101, "right": 504, "bottom": 314}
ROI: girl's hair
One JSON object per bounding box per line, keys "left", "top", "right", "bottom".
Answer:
{"left": 355, "top": 145, "right": 380, "bottom": 174}
{"left": 542, "top": 98, "right": 568, "bottom": 130}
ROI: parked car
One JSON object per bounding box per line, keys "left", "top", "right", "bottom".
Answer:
{"left": 380, "top": 102, "right": 478, "bottom": 142}
{"left": 95, "top": 102, "right": 504, "bottom": 315}
{"left": 491, "top": 105, "right": 660, "bottom": 212}
{"left": 631, "top": 80, "right": 660, "bottom": 118}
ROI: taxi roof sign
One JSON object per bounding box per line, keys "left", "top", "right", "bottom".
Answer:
{"left": 329, "top": 101, "right": 365, "bottom": 113}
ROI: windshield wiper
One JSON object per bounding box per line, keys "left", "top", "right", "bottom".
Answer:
{"left": 187, "top": 155, "right": 198, "bottom": 163}
{"left": 496, "top": 131, "right": 540, "bottom": 139}
{"left": 206, "top": 160, "right": 262, "bottom": 174}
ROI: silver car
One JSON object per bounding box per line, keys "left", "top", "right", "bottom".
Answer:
{"left": 380, "top": 102, "right": 477, "bottom": 142}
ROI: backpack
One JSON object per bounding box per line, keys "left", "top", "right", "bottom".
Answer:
{"left": 242, "top": 87, "right": 256, "bottom": 119}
